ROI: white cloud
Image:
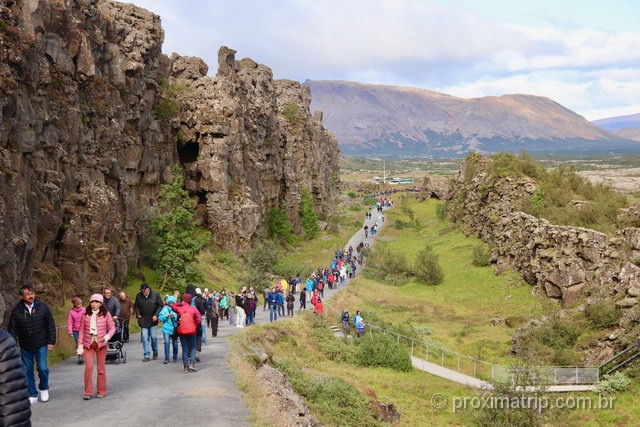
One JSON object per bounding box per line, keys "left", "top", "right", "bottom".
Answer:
{"left": 128, "top": 0, "right": 640, "bottom": 119}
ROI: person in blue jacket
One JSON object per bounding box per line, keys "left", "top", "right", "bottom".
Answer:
{"left": 158, "top": 296, "right": 179, "bottom": 364}
{"left": 268, "top": 287, "right": 279, "bottom": 322}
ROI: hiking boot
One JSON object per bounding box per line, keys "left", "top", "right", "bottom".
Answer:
{"left": 142, "top": 357, "right": 150, "bottom": 362}
{"left": 184, "top": 366, "right": 189, "bottom": 373}
{"left": 77, "top": 355, "right": 84, "bottom": 365}
{"left": 83, "top": 395, "right": 91, "bottom": 400}
{"left": 152, "top": 352, "right": 158, "bottom": 360}
{"left": 163, "top": 359, "right": 169, "bottom": 364}
{"left": 195, "top": 351, "right": 201, "bottom": 362}
{"left": 188, "top": 364, "right": 198, "bottom": 372}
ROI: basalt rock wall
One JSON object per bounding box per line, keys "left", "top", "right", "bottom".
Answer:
{"left": 0, "top": 0, "right": 339, "bottom": 322}
{"left": 172, "top": 48, "right": 339, "bottom": 252}
{"left": 438, "top": 154, "right": 640, "bottom": 308}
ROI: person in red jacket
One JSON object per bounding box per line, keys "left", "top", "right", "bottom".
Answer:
{"left": 171, "top": 294, "right": 202, "bottom": 373}
{"left": 77, "top": 294, "right": 116, "bottom": 400}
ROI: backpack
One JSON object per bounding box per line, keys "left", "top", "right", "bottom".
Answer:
{"left": 317, "top": 281, "right": 324, "bottom": 291}
{"left": 176, "top": 305, "right": 196, "bottom": 336}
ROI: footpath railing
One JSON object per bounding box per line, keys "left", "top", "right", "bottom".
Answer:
{"left": 361, "top": 323, "right": 600, "bottom": 386}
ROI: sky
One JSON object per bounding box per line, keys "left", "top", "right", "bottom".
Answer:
{"left": 128, "top": 0, "right": 640, "bottom": 121}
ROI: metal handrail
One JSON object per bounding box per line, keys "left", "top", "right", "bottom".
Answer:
{"left": 362, "top": 322, "right": 599, "bottom": 385}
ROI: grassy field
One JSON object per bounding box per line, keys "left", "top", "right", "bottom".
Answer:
{"left": 231, "top": 193, "right": 640, "bottom": 426}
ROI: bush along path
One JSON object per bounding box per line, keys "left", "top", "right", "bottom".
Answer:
{"left": 30, "top": 201, "right": 390, "bottom": 426}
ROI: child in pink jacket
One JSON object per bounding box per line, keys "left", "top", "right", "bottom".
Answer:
{"left": 77, "top": 294, "right": 115, "bottom": 400}
{"left": 67, "top": 297, "right": 84, "bottom": 364}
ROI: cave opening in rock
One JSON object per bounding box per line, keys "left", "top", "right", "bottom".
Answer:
{"left": 178, "top": 141, "right": 200, "bottom": 164}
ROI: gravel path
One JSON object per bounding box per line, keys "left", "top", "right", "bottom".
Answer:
{"left": 30, "top": 204, "right": 387, "bottom": 427}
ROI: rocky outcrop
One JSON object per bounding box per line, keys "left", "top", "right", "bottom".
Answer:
{"left": 172, "top": 48, "right": 339, "bottom": 252}
{"left": 0, "top": 0, "right": 339, "bottom": 322}
{"left": 438, "top": 154, "right": 640, "bottom": 307}
{"left": 0, "top": 0, "right": 174, "bottom": 322}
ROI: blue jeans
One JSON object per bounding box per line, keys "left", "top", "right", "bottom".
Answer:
{"left": 269, "top": 304, "right": 278, "bottom": 322}
{"left": 21, "top": 346, "right": 49, "bottom": 397}
{"left": 246, "top": 311, "right": 255, "bottom": 325}
{"left": 141, "top": 326, "right": 158, "bottom": 358}
{"left": 179, "top": 334, "right": 196, "bottom": 367}
{"left": 201, "top": 320, "right": 207, "bottom": 345}
{"left": 163, "top": 332, "right": 179, "bottom": 361}
{"left": 72, "top": 331, "right": 79, "bottom": 346}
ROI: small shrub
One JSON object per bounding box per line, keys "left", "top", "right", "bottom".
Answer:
{"left": 413, "top": 244, "right": 444, "bottom": 285}
{"left": 435, "top": 202, "right": 447, "bottom": 221}
{"left": 471, "top": 243, "right": 491, "bottom": 267}
{"left": 594, "top": 372, "right": 631, "bottom": 395}
{"left": 297, "top": 376, "right": 380, "bottom": 427}
{"left": 281, "top": 103, "right": 304, "bottom": 125}
{"left": 355, "top": 332, "right": 413, "bottom": 372}
{"left": 347, "top": 191, "right": 358, "bottom": 199}
{"left": 584, "top": 300, "right": 621, "bottom": 328}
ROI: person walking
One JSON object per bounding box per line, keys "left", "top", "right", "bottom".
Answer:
{"left": 299, "top": 289, "right": 306, "bottom": 310}
{"left": 102, "top": 288, "right": 120, "bottom": 321}
{"left": 172, "top": 294, "right": 201, "bottom": 373}
{"left": 9, "top": 285, "right": 56, "bottom": 405}
{"left": 158, "top": 296, "right": 179, "bottom": 364}
{"left": 186, "top": 284, "right": 205, "bottom": 361}
{"left": 67, "top": 297, "right": 84, "bottom": 364}
{"left": 286, "top": 292, "right": 295, "bottom": 317}
{"left": 134, "top": 283, "right": 163, "bottom": 362}
{"left": 341, "top": 309, "right": 350, "bottom": 336}
{"left": 268, "top": 287, "right": 278, "bottom": 322}
{"left": 262, "top": 285, "right": 270, "bottom": 311}
{"left": 235, "top": 290, "right": 246, "bottom": 328}
{"left": 76, "top": 294, "right": 116, "bottom": 400}
{"left": 245, "top": 292, "right": 257, "bottom": 325}
{"left": 210, "top": 295, "right": 221, "bottom": 337}
{"left": 117, "top": 291, "right": 134, "bottom": 343}
{"left": 0, "top": 328, "right": 32, "bottom": 426}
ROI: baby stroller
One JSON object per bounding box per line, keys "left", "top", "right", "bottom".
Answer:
{"left": 106, "top": 319, "right": 127, "bottom": 364}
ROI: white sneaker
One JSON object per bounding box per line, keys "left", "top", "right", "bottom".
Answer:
{"left": 29, "top": 397, "right": 38, "bottom": 405}
{"left": 39, "top": 390, "right": 49, "bottom": 402}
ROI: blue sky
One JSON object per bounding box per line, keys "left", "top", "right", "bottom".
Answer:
{"left": 129, "top": 0, "right": 640, "bottom": 121}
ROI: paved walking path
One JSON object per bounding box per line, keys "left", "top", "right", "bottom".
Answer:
{"left": 30, "top": 204, "right": 386, "bottom": 426}
{"left": 31, "top": 319, "right": 251, "bottom": 427}
{"left": 410, "top": 357, "right": 595, "bottom": 392}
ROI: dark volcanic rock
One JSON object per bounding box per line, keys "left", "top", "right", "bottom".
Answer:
{"left": 0, "top": 1, "right": 339, "bottom": 321}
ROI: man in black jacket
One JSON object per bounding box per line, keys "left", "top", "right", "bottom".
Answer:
{"left": 8, "top": 285, "right": 56, "bottom": 405}
{"left": 0, "top": 328, "right": 31, "bottom": 426}
{"left": 134, "top": 283, "right": 163, "bottom": 362}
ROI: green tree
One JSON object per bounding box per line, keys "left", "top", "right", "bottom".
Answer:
{"left": 299, "top": 189, "right": 319, "bottom": 239}
{"left": 267, "top": 207, "right": 293, "bottom": 243}
{"left": 150, "top": 166, "right": 211, "bottom": 290}
{"left": 413, "top": 244, "right": 444, "bottom": 285}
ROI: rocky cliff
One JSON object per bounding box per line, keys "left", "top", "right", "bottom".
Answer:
{"left": 172, "top": 49, "right": 339, "bottom": 252}
{"left": 429, "top": 154, "right": 640, "bottom": 357}
{"left": 0, "top": 0, "right": 338, "bottom": 322}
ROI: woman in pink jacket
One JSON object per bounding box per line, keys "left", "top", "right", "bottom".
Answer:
{"left": 77, "top": 294, "right": 115, "bottom": 400}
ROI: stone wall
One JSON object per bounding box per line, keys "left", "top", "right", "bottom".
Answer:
{"left": 437, "top": 154, "right": 640, "bottom": 308}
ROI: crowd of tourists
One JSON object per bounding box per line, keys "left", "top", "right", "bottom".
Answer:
{"left": 0, "top": 196, "right": 392, "bottom": 425}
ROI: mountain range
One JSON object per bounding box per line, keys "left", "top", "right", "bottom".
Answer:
{"left": 306, "top": 80, "right": 640, "bottom": 157}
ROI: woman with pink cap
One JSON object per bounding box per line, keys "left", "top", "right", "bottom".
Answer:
{"left": 77, "top": 294, "right": 115, "bottom": 400}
